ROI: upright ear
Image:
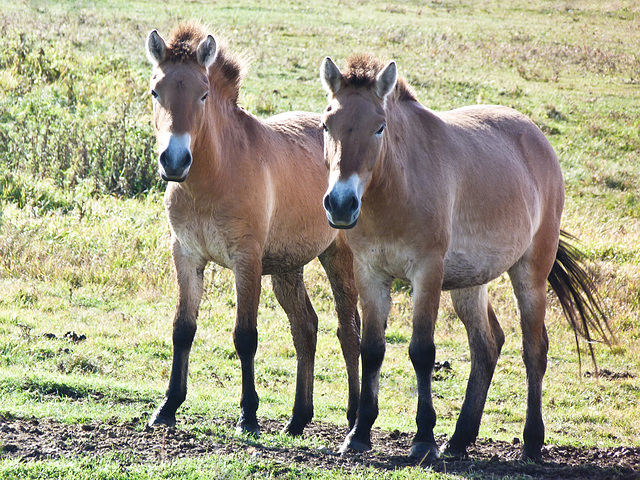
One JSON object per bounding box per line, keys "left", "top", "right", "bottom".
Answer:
{"left": 146, "top": 30, "right": 167, "bottom": 66}
{"left": 320, "top": 57, "right": 343, "bottom": 95}
{"left": 375, "top": 61, "right": 397, "bottom": 99}
{"left": 197, "top": 34, "right": 218, "bottom": 70}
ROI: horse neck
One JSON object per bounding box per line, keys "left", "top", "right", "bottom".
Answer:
{"left": 362, "top": 100, "right": 431, "bottom": 225}
{"left": 186, "top": 96, "right": 259, "bottom": 195}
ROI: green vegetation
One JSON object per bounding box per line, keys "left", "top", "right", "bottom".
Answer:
{"left": 1, "top": 0, "right": 639, "bottom": 478}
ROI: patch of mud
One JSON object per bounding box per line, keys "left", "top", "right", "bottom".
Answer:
{"left": 1, "top": 414, "right": 639, "bottom": 479}
{"left": 585, "top": 369, "right": 637, "bottom": 380}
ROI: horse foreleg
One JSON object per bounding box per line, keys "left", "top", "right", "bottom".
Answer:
{"left": 149, "top": 241, "right": 205, "bottom": 427}
{"left": 233, "top": 255, "right": 263, "bottom": 436}
{"left": 441, "top": 286, "right": 504, "bottom": 458}
{"left": 339, "top": 273, "right": 390, "bottom": 454}
{"left": 407, "top": 267, "right": 442, "bottom": 462}
{"left": 272, "top": 268, "right": 318, "bottom": 436}
{"left": 318, "top": 233, "right": 361, "bottom": 430}
{"left": 509, "top": 261, "right": 550, "bottom": 461}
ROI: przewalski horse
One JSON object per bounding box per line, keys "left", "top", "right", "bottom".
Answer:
{"left": 319, "top": 54, "right": 611, "bottom": 461}
{"left": 144, "top": 23, "right": 361, "bottom": 437}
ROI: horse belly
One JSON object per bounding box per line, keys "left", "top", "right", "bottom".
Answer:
{"left": 442, "top": 234, "right": 531, "bottom": 290}
{"left": 261, "top": 225, "right": 336, "bottom": 275}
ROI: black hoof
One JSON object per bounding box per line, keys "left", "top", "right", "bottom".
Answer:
{"left": 338, "top": 430, "right": 371, "bottom": 454}
{"left": 521, "top": 445, "right": 543, "bottom": 462}
{"left": 409, "top": 441, "right": 439, "bottom": 462}
{"left": 148, "top": 408, "right": 176, "bottom": 428}
{"left": 339, "top": 438, "right": 371, "bottom": 454}
{"left": 281, "top": 417, "right": 307, "bottom": 437}
{"left": 235, "top": 420, "right": 260, "bottom": 438}
{"left": 439, "top": 441, "right": 468, "bottom": 460}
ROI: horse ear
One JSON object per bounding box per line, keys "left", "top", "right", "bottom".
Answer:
{"left": 375, "top": 61, "right": 397, "bottom": 99}
{"left": 320, "top": 57, "right": 343, "bottom": 95}
{"left": 197, "top": 34, "right": 218, "bottom": 70}
{"left": 146, "top": 30, "right": 167, "bottom": 66}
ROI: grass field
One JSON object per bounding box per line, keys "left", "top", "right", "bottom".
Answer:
{"left": 1, "top": 1, "right": 639, "bottom": 478}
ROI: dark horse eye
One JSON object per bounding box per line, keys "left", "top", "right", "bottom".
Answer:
{"left": 322, "top": 123, "right": 329, "bottom": 133}
{"left": 376, "top": 124, "right": 386, "bottom": 136}
{"left": 201, "top": 92, "right": 209, "bottom": 102}
{"left": 151, "top": 90, "right": 159, "bottom": 99}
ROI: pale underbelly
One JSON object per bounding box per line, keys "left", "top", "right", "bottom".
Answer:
{"left": 355, "top": 242, "right": 529, "bottom": 292}
{"left": 172, "top": 222, "right": 334, "bottom": 276}
{"left": 441, "top": 251, "right": 516, "bottom": 290}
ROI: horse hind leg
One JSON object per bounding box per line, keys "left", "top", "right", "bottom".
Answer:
{"left": 271, "top": 267, "right": 318, "bottom": 436}
{"left": 318, "top": 232, "right": 361, "bottom": 429}
{"left": 508, "top": 257, "right": 551, "bottom": 461}
{"left": 441, "top": 285, "right": 505, "bottom": 458}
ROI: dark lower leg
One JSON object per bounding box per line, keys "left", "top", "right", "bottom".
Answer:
{"left": 149, "top": 318, "right": 197, "bottom": 426}
{"left": 319, "top": 240, "right": 361, "bottom": 429}
{"left": 522, "top": 331, "right": 548, "bottom": 460}
{"left": 272, "top": 271, "right": 317, "bottom": 436}
{"left": 339, "top": 339, "right": 385, "bottom": 452}
{"left": 283, "top": 292, "right": 317, "bottom": 435}
{"left": 409, "top": 339, "right": 438, "bottom": 460}
{"left": 234, "top": 323, "right": 260, "bottom": 435}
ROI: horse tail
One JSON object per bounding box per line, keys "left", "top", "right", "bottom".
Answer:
{"left": 547, "top": 230, "right": 615, "bottom": 373}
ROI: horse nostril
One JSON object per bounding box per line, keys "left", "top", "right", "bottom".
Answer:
{"left": 182, "top": 151, "right": 193, "bottom": 170}
{"left": 323, "top": 193, "right": 333, "bottom": 213}
{"left": 348, "top": 194, "right": 358, "bottom": 212}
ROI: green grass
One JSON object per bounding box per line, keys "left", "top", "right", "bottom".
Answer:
{"left": 0, "top": 457, "right": 452, "bottom": 480}
{"left": 1, "top": 0, "right": 640, "bottom": 478}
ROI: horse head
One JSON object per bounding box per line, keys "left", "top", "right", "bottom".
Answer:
{"left": 319, "top": 55, "right": 397, "bottom": 229}
{"left": 146, "top": 26, "right": 217, "bottom": 182}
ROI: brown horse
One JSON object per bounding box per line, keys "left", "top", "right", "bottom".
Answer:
{"left": 319, "top": 54, "right": 611, "bottom": 461}
{"left": 143, "top": 23, "right": 361, "bottom": 437}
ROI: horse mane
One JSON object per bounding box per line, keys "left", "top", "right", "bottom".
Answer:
{"left": 343, "top": 53, "right": 417, "bottom": 102}
{"left": 165, "top": 22, "right": 248, "bottom": 104}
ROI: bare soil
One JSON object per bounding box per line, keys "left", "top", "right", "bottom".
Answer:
{"left": 1, "top": 413, "right": 639, "bottom": 479}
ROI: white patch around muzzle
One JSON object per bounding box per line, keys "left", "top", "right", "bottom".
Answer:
{"left": 158, "top": 133, "right": 192, "bottom": 182}
{"left": 323, "top": 172, "right": 364, "bottom": 229}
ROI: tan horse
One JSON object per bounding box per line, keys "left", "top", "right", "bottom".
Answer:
{"left": 144, "top": 23, "right": 361, "bottom": 437}
{"left": 320, "top": 54, "right": 611, "bottom": 461}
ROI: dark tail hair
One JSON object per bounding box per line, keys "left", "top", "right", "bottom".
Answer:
{"left": 547, "top": 230, "right": 615, "bottom": 373}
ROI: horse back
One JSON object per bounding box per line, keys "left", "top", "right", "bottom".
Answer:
{"left": 265, "top": 111, "right": 324, "bottom": 148}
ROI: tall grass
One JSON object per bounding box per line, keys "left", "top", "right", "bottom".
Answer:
{"left": 0, "top": 27, "right": 158, "bottom": 196}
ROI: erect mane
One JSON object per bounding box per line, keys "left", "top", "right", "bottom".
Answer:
{"left": 165, "top": 22, "right": 248, "bottom": 103}
{"left": 343, "top": 53, "right": 417, "bottom": 102}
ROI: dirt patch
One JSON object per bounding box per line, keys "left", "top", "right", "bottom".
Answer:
{"left": 1, "top": 414, "right": 639, "bottom": 479}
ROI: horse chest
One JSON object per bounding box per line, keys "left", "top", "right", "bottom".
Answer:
{"left": 353, "top": 240, "right": 416, "bottom": 282}
{"left": 170, "top": 218, "right": 234, "bottom": 269}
